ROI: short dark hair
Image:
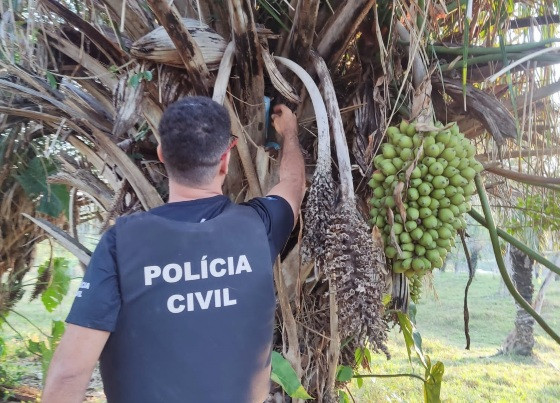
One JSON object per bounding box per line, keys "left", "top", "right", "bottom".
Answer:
{"left": 158, "top": 96, "right": 231, "bottom": 185}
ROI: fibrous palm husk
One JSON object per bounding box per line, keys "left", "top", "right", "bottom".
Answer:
{"left": 131, "top": 18, "right": 227, "bottom": 70}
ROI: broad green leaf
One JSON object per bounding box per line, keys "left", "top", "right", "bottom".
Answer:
{"left": 338, "top": 389, "right": 350, "bottom": 403}
{"left": 0, "top": 337, "right": 5, "bottom": 358}
{"left": 50, "top": 320, "right": 65, "bottom": 347}
{"left": 128, "top": 74, "right": 140, "bottom": 88}
{"left": 336, "top": 365, "right": 353, "bottom": 382}
{"left": 46, "top": 71, "right": 57, "bottom": 89}
{"left": 14, "top": 156, "right": 68, "bottom": 217}
{"left": 382, "top": 293, "right": 392, "bottom": 306}
{"left": 423, "top": 360, "right": 445, "bottom": 403}
{"left": 355, "top": 376, "right": 364, "bottom": 388}
{"left": 270, "top": 351, "right": 312, "bottom": 399}
{"left": 41, "top": 258, "right": 71, "bottom": 312}
{"left": 143, "top": 70, "right": 153, "bottom": 81}
{"left": 397, "top": 312, "right": 427, "bottom": 368}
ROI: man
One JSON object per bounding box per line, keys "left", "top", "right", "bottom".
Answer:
{"left": 42, "top": 97, "right": 305, "bottom": 403}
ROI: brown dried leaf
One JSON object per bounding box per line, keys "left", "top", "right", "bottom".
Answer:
{"left": 386, "top": 208, "right": 403, "bottom": 257}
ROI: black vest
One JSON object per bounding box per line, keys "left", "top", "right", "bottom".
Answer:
{"left": 100, "top": 203, "right": 275, "bottom": 402}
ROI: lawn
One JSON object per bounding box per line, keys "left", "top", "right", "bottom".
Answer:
{"left": 1, "top": 246, "right": 559, "bottom": 402}
{"left": 352, "top": 271, "right": 560, "bottom": 402}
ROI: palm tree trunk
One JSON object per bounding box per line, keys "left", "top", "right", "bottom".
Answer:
{"left": 503, "top": 245, "right": 535, "bottom": 356}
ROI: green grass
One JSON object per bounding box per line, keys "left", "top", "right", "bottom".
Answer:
{"left": 351, "top": 271, "right": 560, "bottom": 402}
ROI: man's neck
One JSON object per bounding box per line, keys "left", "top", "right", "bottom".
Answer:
{"left": 167, "top": 179, "right": 223, "bottom": 203}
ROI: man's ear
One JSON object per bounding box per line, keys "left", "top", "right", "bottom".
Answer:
{"left": 157, "top": 144, "right": 164, "bottom": 163}
{"left": 219, "top": 151, "right": 230, "bottom": 175}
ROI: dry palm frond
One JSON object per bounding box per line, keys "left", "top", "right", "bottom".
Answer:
{"left": 131, "top": 18, "right": 227, "bottom": 70}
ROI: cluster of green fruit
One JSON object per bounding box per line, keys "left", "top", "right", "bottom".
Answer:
{"left": 369, "top": 121, "right": 483, "bottom": 297}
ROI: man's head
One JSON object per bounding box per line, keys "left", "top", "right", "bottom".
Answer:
{"left": 157, "top": 96, "right": 232, "bottom": 186}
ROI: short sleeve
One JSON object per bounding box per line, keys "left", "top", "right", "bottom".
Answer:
{"left": 243, "top": 195, "right": 294, "bottom": 261}
{"left": 66, "top": 226, "right": 121, "bottom": 332}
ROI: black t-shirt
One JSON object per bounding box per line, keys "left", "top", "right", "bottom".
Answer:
{"left": 66, "top": 194, "right": 293, "bottom": 332}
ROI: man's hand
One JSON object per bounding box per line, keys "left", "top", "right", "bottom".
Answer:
{"left": 268, "top": 104, "right": 305, "bottom": 225}
{"left": 271, "top": 105, "right": 298, "bottom": 140}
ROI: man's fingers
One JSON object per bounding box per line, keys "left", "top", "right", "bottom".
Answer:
{"left": 273, "top": 105, "right": 284, "bottom": 114}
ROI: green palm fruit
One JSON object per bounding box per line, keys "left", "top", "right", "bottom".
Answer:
{"left": 432, "top": 175, "right": 450, "bottom": 189}
{"left": 448, "top": 157, "right": 460, "bottom": 168}
{"left": 444, "top": 185, "right": 457, "bottom": 197}
{"left": 400, "top": 120, "right": 409, "bottom": 133}
{"left": 368, "top": 178, "right": 380, "bottom": 188}
{"left": 384, "top": 225, "right": 391, "bottom": 234}
{"left": 405, "top": 220, "right": 418, "bottom": 231}
{"left": 461, "top": 167, "right": 476, "bottom": 180}
{"left": 423, "top": 136, "right": 436, "bottom": 147}
{"left": 415, "top": 244, "right": 426, "bottom": 256}
{"left": 373, "top": 186, "right": 385, "bottom": 198}
{"left": 451, "top": 218, "right": 462, "bottom": 230}
{"left": 439, "top": 197, "right": 451, "bottom": 208}
{"left": 406, "top": 123, "right": 416, "bottom": 136}
{"left": 411, "top": 227, "right": 424, "bottom": 241}
{"left": 456, "top": 186, "right": 465, "bottom": 195}
{"left": 423, "top": 215, "right": 438, "bottom": 229}
{"left": 436, "top": 131, "right": 451, "bottom": 144}
{"left": 451, "top": 193, "right": 465, "bottom": 205}
{"left": 385, "top": 196, "right": 396, "bottom": 208}
{"left": 425, "top": 174, "right": 434, "bottom": 182}
{"left": 437, "top": 247, "right": 448, "bottom": 258}
{"left": 393, "top": 222, "right": 403, "bottom": 235}
{"left": 438, "top": 208, "right": 454, "bottom": 223}
{"left": 418, "top": 182, "right": 432, "bottom": 196}
{"left": 437, "top": 226, "right": 452, "bottom": 239}
{"left": 394, "top": 214, "right": 403, "bottom": 224}
{"left": 402, "top": 243, "right": 415, "bottom": 252}
{"left": 374, "top": 155, "right": 385, "bottom": 168}
{"left": 463, "top": 183, "right": 476, "bottom": 196}
{"left": 402, "top": 258, "right": 413, "bottom": 270}
{"left": 419, "top": 232, "right": 433, "bottom": 247}
{"left": 443, "top": 166, "right": 459, "bottom": 178}
{"left": 429, "top": 162, "right": 444, "bottom": 175}
{"left": 400, "top": 232, "right": 412, "bottom": 244}
{"left": 419, "top": 207, "right": 432, "bottom": 219}
{"left": 393, "top": 157, "right": 405, "bottom": 170}
{"left": 450, "top": 123, "right": 460, "bottom": 136}
{"left": 450, "top": 174, "right": 467, "bottom": 187}
{"left": 409, "top": 201, "right": 419, "bottom": 208}
{"left": 384, "top": 175, "right": 395, "bottom": 186}
{"left": 428, "top": 228, "right": 439, "bottom": 240}
{"left": 387, "top": 126, "right": 400, "bottom": 139}
{"left": 426, "top": 249, "right": 441, "bottom": 264}
{"left": 457, "top": 158, "right": 469, "bottom": 170}
{"left": 449, "top": 204, "right": 460, "bottom": 216}
{"left": 407, "top": 187, "right": 420, "bottom": 201}
{"left": 429, "top": 198, "right": 440, "bottom": 210}
{"left": 410, "top": 166, "right": 422, "bottom": 179}
{"left": 407, "top": 207, "right": 420, "bottom": 220}
{"left": 436, "top": 238, "right": 450, "bottom": 248}
{"left": 393, "top": 260, "right": 406, "bottom": 273}
{"left": 410, "top": 178, "right": 423, "bottom": 188}
{"left": 471, "top": 160, "right": 484, "bottom": 173}
{"left": 412, "top": 259, "right": 425, "bottom": 271}
{"left": 412, "top": 134, "right": 422, "bottom": 147}
{"left": 418, "top": 195, "right": 432, "bottom": 207}
{"left": 381, "top": 161, "right": 397, "bottom": 176}
{"left": 466, "top": 143, "right": 476, "bottom": 158}
{"left": 431, "top": 188, "right": 446, "bottom": 200}
{"left": 382, "top": 143, "right": 397, "bottom": 158}
{"left": 375, "top": 215, "right": 386, "bottom": 228}
{"left": 398, "top": 136, "right": 413, "bottom": 149}
{"left": 436, "top": 158, "right": 449, "bottom": 169}
{"left": 370, "top": 208, "right": 379, "bottom": 218}
{"left": 423, "top": 156, "right": 436, "bottom": 166}
{"left": 371, "top": 198, "right": 383, "bottom": 208}
{"left": 418, "top": 163, "right": 429, "bottom": 176}
{"left": 421, "top": 257, "right": 432, "bottom": 270}
{"left": 425, "top": 144, "right": 441, "bottom": 157}
{"left": 385, "top": 246, "right": 397, "bottom": 258}
{"left": 372, "top": 171, "right": 385, "bottom": 181}
{"left": 401, "top": 148, "right": 413, "bottom": 160}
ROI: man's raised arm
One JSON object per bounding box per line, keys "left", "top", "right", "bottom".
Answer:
{"left": 268, "top": 104, "right": 306, "bottom": 224}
